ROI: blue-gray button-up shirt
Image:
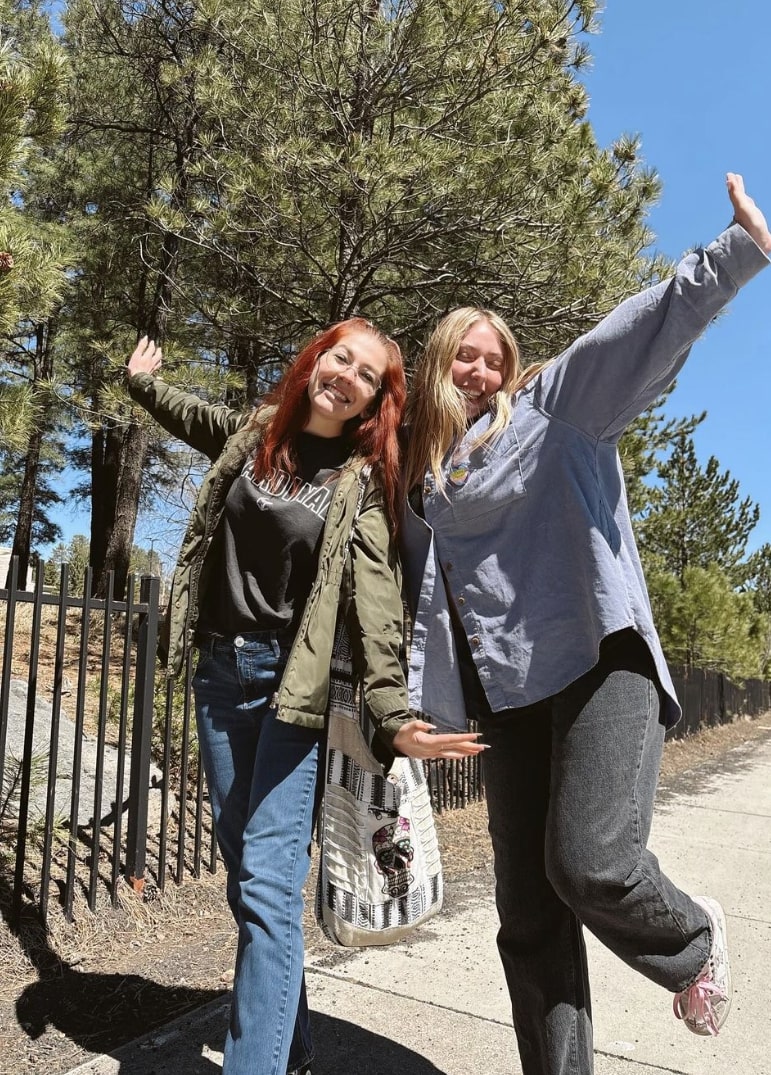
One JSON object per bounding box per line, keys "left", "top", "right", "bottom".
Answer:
{"left": 401, "top": 224, "right": 769, "bottom": 731}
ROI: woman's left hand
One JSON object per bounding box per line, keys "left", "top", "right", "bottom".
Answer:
{"left": 392, "top": 719, "right": 488, "bottom": 760}
{"left": 727, "top": 172, "right": 771, "bottom": 254}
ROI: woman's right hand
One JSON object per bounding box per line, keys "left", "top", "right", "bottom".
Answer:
{"left": 128, "top": 335, "right": 163, "bottom": 377}
{"left": 392, "top": 719, "right": 488, "bottom": 760}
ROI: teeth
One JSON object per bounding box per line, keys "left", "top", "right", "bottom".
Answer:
{"left": 323, "top": 382, "right": 351, "bottom": 403}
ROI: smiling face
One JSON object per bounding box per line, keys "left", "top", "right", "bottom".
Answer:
{"left": 451, "top": 319, "right": 506, "bottom": 420}
{"left": 305, "top": 329, "right": 389, "bottom": 437}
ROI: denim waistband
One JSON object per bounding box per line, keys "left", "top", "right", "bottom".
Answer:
{"left": 194, "top": 628, "right": 295, "bottom": 659}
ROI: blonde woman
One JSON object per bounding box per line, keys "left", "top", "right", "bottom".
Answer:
{"left": 401, "top": 174, "right": 771, "bottom": 1075}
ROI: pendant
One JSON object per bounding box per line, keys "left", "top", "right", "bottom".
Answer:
{"left": 448, "top": 459, "right": 470, "bottom": 487}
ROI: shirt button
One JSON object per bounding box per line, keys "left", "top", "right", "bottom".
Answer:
{"left": 235, "top": 635, "right": 245, "bottom": 648}
{"left": 445, "top": 562, "right": 453, "bottom": 571}
{"left": 423, "top": 484, "right": 431, "bottom": 495}
{"left": 470, "top": 635, "right": 480, "bottom": 649}
{"left": 457, "top": 596, "right": 466, "bottom": 606}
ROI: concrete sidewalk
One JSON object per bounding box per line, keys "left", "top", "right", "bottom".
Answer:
{"left": 69, "top": 731, "right": 771, "bottom": 1075}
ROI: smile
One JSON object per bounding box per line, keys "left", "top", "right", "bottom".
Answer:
{"left": 322, "top": 380, "right": 353, "bottom": 404}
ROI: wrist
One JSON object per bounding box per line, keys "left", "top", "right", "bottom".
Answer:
{"left": 733, "top": 218, "right": 771, "bottom": 256}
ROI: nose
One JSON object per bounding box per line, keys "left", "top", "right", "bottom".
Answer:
{"left": 466, "top": 357, "right": 487, "bottom": 381}
{"left": 336, "top": 364, "right": 357, "bottom": 385}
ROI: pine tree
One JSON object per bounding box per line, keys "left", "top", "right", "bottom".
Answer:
{"left": 743, "top": 544, "right": 771, "bottom": 676}
{"left": 0, "top": 0, "right": 70, "bottom": 586}
{"left": 56, "top": 0, "right": 669, "bottom": 599}
{"left": 637, "top": 431, "right": 759, "bottom": 587}
{"left": 745, "top": 543, "right": 771, "bottom": 615}
{"left": 59, "top": 0, "right": 233, "bottom": 598}
{"left": 648, "top": 563, "right": 767, "bottom": 679}
{"left": 619, "top": 389, "right": 702, "bottom": 519}
{"left": 154, "top": 0, "right": 668, "bottom": 369}
{"left": 43, "top": 532, "right": 90, "bottom": 593}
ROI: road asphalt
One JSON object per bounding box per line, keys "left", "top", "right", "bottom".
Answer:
{"left": 68, "top": 729, "right": 771, "bottom": 1075}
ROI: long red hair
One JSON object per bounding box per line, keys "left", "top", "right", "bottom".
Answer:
{"left": 249, "top": 318, "right": 406, "bottom": 533}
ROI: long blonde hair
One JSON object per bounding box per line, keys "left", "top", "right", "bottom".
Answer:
{"left": 405, "top": 307, "right": 548, "bottom": 493}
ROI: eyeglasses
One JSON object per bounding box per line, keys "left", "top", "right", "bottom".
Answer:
{"left": 322, "top": 350, "right": 382, "bottom": 394}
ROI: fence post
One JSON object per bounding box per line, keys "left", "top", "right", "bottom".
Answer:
{"left": 125, "top": 576, "right": 160, "bottom": 895}
{"left": 12, "top": 565, "right": 45, "bottom": 921}
{"left": 0, "top": 555, "right": 20, "bottom": 795}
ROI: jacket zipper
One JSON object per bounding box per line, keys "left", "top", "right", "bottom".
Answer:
{"left": 274, "top": 461, "right": 363, "bottom": 715}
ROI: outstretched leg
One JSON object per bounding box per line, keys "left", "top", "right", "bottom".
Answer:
{"left": 545, "top": 630, "right": 712, "bottom": 993}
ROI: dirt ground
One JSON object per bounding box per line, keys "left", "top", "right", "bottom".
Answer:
{"left": 1, "top": 716, "right": 769, "bottom": 1075}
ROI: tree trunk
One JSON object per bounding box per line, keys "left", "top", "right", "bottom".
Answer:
{"left": 94, "top": 420, "right": 149, "bottom": 600}
{"left": 6, "top": 319, "right": 57, "bottom": 588}
{"left": 7, "top": 436, "right": 42, "bottom": 589}
{"left": 89, "top": 418, "right": 122, "bottom": 590}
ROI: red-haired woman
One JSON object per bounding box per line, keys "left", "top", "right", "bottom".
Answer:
{"left": 127, "top": 318, "right": 482, "bottom": 1075}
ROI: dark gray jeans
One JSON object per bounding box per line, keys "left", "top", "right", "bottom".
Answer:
{"left": 479, "top": 629, "right": 711, "bottom": 1075}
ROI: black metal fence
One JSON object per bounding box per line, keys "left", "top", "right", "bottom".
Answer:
{"left": 425, "top": 722, "right": 484, "bottom": 813}
{"left": 667, "top": 663, "right": 771, "bottom": 738}
{"left": 1, "top": 556, "right": 769, "bottom": 927}
{"left": 0, "top": 559, "right": 215, "bottom": 929}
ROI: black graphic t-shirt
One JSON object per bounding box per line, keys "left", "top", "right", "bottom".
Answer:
{"left": 198, "top": 432, "right": 351, "bottom": 636}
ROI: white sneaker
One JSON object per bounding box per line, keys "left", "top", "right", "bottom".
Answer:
{"left": 673, "top": 895, "right": 732, "bottom": 1036}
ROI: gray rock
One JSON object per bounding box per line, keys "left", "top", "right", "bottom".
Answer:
{"left": 3, "top": 678, "right": 164, "bottom": 831}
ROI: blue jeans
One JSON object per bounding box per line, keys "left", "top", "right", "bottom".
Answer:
{"left": 479, "top": 629, "right": 712, "bottom": 1075}
{"left": 193, "top": 632, "right": 323, "bottom": 1075}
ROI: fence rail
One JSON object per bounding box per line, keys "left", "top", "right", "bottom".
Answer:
{"left": 1, "top": 558, "right": 769, "bottom": 928}
{"left": 0, "top": 561, "right": 183, "bottom": 927}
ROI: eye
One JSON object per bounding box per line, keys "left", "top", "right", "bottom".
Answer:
{"left": 486, "top": 356, "right": 504, "bottom": 372}
{"left": 360, "top": 368, "right": 378, "bottom": 388}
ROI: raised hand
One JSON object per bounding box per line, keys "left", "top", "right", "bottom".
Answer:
{"left": 727, "top": 172, "right": 771, "bottom": 254}
{"left": 391, "top": 718, "right": 488, "bottom": 760}
{"left": 128, "top": 335, "right": 163, "bottom": 377}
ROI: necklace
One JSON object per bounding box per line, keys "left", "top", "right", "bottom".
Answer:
{"left": 448, "top": 450, "right": 470, "bottom": 487}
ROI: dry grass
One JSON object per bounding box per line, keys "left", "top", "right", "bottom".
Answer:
{"left": 0, "top": 869, "right": 232, "bottom": 1075}
{"left": 658, "top": 713, "right": 771, "bottom": 777}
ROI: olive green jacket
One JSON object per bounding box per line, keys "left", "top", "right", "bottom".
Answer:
{"left": 128, "top": 372, "right": 411, "bottom": 750}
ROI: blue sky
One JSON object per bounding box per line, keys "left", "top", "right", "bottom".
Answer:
{"left": 41, "top": 1, "right": 771, "bottom": 559}
{"left": 581, "top": 1, "right": 771, "bottom": 551}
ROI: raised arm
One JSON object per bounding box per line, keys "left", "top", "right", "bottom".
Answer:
{"left": 538, "top": 174, "right": 770, "bottom": 442}
{"left": 127, "top": 336, "right": 244, "bottom": 460}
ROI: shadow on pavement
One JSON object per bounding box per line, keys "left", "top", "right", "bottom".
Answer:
{"left": 309, "top": 1009, "right": 449, "bottom": 1074}
{"left": 1, "top": 873, "right": 225, "bottom": 1065}
{"left": 101, "top": 998, "right": 450, "bottom": 1074}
